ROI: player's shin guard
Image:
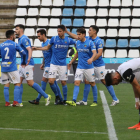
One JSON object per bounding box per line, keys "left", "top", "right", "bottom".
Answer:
{"left": 4, "top": 87, "right": 9, "bottom": 102}
{"left": 14, "top": 86, "right": 20, "bottom": 101}
{"left": 36, "top": 81, "right": 47, "bottom": 101}
{"left": 82, "top": 84, "right": 90, "bottom": 102}
{"left": 106, "top": 85, "right": 118, "bottom": 101}
{"left": 73, "top": 85, "right": 79, "bottom": 102}
{"left": 32, "top": 83, "right": 48, "bottom": 98}
{"left": 18, "top": 84, "right": 23, "bottom": 103}
{"left": 50, "top": 83, "right": 59, "bottom": 96}
{"left": 62, "top": 85, "right": 67, "bottom": 101}
{"left": 92, "top": 85, "right": 98, "bottom": 103}
{"left": 55, "top": 81, "right": 63, "bottom": 101}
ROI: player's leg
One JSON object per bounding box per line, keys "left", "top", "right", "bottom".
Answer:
{"left": 82, "top": 80, "right": 90, "bottom": 102}
{"left": 85, "top": 68, "right": 98, "bottom": 106}
{"left": 25, "top": 65, "right": 51, "bottom": 106}
{"left": 96, "top": 66, "right": 119, "bottom": 106}
{"left": 1, "top": 72, "right": 11, "bottom": 106}
{"left": 66, "top": 69, "right": 83, "bottom": 106}
{"left": 58, "top": 65, "right": 68, "bottom": 104}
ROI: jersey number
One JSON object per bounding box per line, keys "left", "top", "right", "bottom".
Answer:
{"left": 4, "top": 47, "right": 10, "bottom": 59}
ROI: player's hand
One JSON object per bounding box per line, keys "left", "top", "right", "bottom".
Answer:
{"left": 87, "top": 58, "right": 93, "bottom": 64}
{"left": 26, "top": 59, "right": 30, "bottom": 66}
{"left": 135, "top": 102, "right": 140, "bottom": 110}
{"left": 65, "top": 26, "right": 68, "bottom": 33}
{"left": 40, "top": 64, "right": 44, "bottom": 70}
{"left": 32, "top": 47, "right": 37, "bottom": 51}
{"left": 67, "top": 63, "right": 72, "bottom": 70}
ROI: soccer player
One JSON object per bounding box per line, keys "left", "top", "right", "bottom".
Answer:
{"left": 66, "top": 28, "right": 97, "bottom": 106}
{"left": 32, "top": 25, "right": 75, "bottom": 105}
{"left": 28, "top": 29, "right": 63, "bottom": 105}
{"left": 0, "top": 30, "right": 26, "bottom": 106}
{"left": 65, "top": 25, "right": 119, "bottom": 106}
{"left": 15, "top": 24, "right": 51, "bottom": 106}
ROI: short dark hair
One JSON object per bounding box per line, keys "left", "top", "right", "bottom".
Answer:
{"left": 57, "top": 25, "right": 65, "bottom": 31}
{"left": 37, "top": 29, "right": 46, "bottom": 36}
{"left": 105, "top": 73, "right": 113, "bottom": 86}
{"left": 15, "top": 24, "right": 25, "bottom": 31}
{"left": 90, "top": 25, "right": 99, "bottom": 34}
{"left": 76, "top": 28, "right": 86, "bottom": 34}
{"left": 6, "top": 30, "right": 15, "bottom": 38}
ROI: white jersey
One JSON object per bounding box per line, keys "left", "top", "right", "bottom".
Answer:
{"left": 117, "top": 58, "right": 140, "bottom": 82}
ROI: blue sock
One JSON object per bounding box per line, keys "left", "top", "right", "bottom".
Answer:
{"left": 54, "top": 81, "right": 63, "bottom": 101}
{"left": 14, "top": 86, "right": 20, "bottom": 101}
{"left": 50, "top": 83, "right": 58, "bottom": 96}
{"left": 32, "top": 83, "right": 48, "bottom": 98}
{"left": 92, "top": 85, "right": 98, "bottom": 103}
{"left": 72, "top": 85, "right": 79, "bottom": 102}
{"left": 82, "top": 84, "right": 90, "bottom": 102}
{"left": 4, "top": 87, "right": 9, "bottom": 102}
{"left": 106, "top": 85, "right": 118, "bottom": 101}
{"left": 36, "top": 81, "right": 47, "bottom": 102}
{"left": 18, "top": 84, "right": 23, "bottom": 103}
{"left": 62, "top": 85, "right": 67, "bottom": 101}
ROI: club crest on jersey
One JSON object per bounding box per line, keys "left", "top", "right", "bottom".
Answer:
{"left": 64, "top": 40, "right": 67, "bottom": 43}
{"left": 100, "top": 71, "right": 104, "bottom": 75}
{"left": 92, "top": 73, "right": 95, "bottom": 77}
{"left": 84, "top": 44, "right": 87, "bottom": 47}
{"left": 45, "top": 70, "right": 48, "bottom": 74}
{"left": 26, "top": 72, "right": 29, "bottom": 77}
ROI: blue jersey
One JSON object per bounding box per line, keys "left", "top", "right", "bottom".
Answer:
{"left": 76, "top": 39, "right": 96, "bottom": 69}
{"left": 42, "top": 39, "right": 52, "bottom": 67}
{"left": 18, "top": 35, "right": 34, "bottom": 66}
{"left": 49, "top": 36, "right": 75, "bottom": 66}
{"left": 0, "top": 40, "right": 24, "bottom": 72}
{"left": 86, "top": 36, "right": 105, "bottom": 67}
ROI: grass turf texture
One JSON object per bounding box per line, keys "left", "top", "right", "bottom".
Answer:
{"left": 0, "top": 83, "right": 139, "bottom": 140}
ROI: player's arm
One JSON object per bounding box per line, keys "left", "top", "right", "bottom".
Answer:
{"left": 32, "top": 44, "right": 52, "bottom": 51}
{"left": 65, "top": 27, "right": 78, "bottom": 40}
{"left": 94, "top": 48, "right": 103, "bottom": 61}
{"left": 68, "top": 52, "right": 78, "bottom": 70}
{"left": 87, "top": 50, "right": 97, "bottom": 64}
{"left": 26, "top": 47, "right": 32, "bottom": 65}
{"left": 40, "top": 57, "right": 44, "bottom": 70}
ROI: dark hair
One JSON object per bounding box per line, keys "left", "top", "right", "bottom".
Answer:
{"left": 90, "top": 25, "right": 99, "bottom": 34}
{"left": 15, "top": 24, "right": 25, "bottom": 31}
{"left": 105, "top": 73, "right": 113, "bottom": 86}
{"left": 37, "top": 29, "right": 46, "bottom": 36}
{"left": 57, "top": 25, "right": 65, "bottom": 31}
{"left": 76, "top": 28, "right": 86, "bottom": 35}
{"left": 6, "top": 30, "right": 15, "bottom": 38}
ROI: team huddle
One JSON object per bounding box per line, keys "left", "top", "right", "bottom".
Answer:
{"left": 1, "top": 24, "right": 140, "bottom": 109}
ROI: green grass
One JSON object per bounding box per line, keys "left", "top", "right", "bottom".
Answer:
{"left": 0, "top": 83, "right": 139, "bottom": 140}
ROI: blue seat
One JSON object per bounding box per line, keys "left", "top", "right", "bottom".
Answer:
{"left": 73, "top": 19, "right": 83, "bottom": 27}
{"left": 72, "top": 28, "right": 77, "bottom": 34}
{"left": 74, "top": 8, "right": 85, "bottom": 16}
{"left": 61, "top": 18, "right": 72, "bottom": 26}
{"left": 63, "top": 8, "right": 73, "bottom": 16}
{"left": 117, "top": 39, "right": 128, "bottom": 48}
{"left": 76, "top": 0, "right": 86, "bottom": 6}
{"left": 64, "top": 0, "right": 75, "bottom": 6}
{"left": 129, "top": 39, "right": 140, "bottom": 48}
{"left": 105, "top": 39, "right": 116, "bottom": 48}
{"left": 65, "top": 28, "right": 70, "bottom": 36}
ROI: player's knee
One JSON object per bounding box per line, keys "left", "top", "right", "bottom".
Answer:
{"left": 84, "top": 79, "right": 89, "bottom": 84}
{"left": 27, "top": 80, "right": 34, "bottom": 87}
{"left": 49, "top": 79, "right": 54, "bottom": 85}
{"left": 61, "top": 81, "right": 66, "bottom": 86}
{"left": 90, "top": 82, "right": 96, "bottom": 87}
{"left": 74, "top": 81, "right": 80, "bottom": 86}
{"left": 101, "top": 79, "right": 106, "bottom": 85}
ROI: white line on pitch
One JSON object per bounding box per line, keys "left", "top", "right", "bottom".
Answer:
{"left": 99, "top": 90, "right": 118, "bottom": 140}
{"left": 0, "top": 127, "right": 107, "bottom": 135}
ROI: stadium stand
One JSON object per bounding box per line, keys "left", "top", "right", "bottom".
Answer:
{"left": 0, "top": 0, "right": 140, "bottom": 58}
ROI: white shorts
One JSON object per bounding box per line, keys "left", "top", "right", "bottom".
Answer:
{"left": 19, "top": 65, "right": 34, "bottom": 80}
{"left": 43, "top": 67, "right": 50, "bottom": 78}
{"left": 49, "top": 64, "right": 68, "bottom": 81}
{"left": 75, "top": 68, "right": 95, "bottom": 82}
{"left": 1, "top": 70, "right": 20, "bottom": 85}
{"left": 94, "top": 66, "right": 106, "bottom": 80}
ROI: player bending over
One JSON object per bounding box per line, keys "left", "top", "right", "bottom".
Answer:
{"left": 28, "top": 29, "right": 63, "bottom": 105}
{"left": 32, "top": 25, "right": 75, "bottom": 105}
{"left": 15, "top": 24, "right": 51, "bottom": 106}
{"left": 105, "top": 58, "right": 140, "bottom": 109}
{"left": 66, "top": 28, "right": 97, "bottom": 106}
{"left": 0, "top": 30, "right": 26, "bottom": 106}
{"left": 65, "top": 25, "right": 119, "bottom": 106}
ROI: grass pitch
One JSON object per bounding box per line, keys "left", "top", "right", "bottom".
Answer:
{"left": 0, "top": 83, "right": 139, "bottom": 140}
